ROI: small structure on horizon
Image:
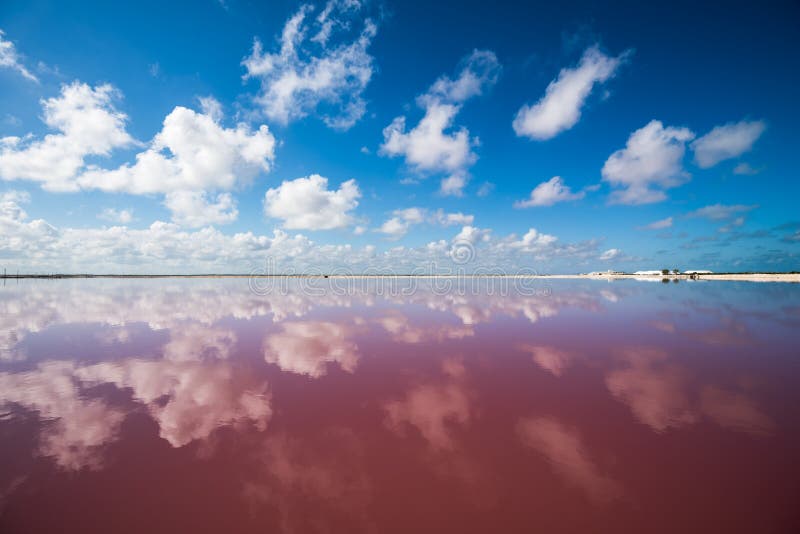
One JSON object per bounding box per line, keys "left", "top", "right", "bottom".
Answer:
{"left": 633, "top": 270, "right": 662, "bottom": 275}
{"left": 684, "top": 270, "right": 713, "bottom": 274}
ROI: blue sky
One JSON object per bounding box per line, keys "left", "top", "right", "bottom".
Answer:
{"left": 1, "top": 0, "right": 798, "bottom": 273}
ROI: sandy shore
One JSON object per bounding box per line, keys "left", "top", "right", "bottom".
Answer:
{"left": 570, "top": 273, "right": 800, "bottom": 282}
{"left": 2, "top": 273, "right": 798, "bottom": 282}
{"left": 688, "top": 273, "right": 800, "bottom": 282}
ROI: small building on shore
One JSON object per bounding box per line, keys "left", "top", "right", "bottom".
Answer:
{"left": 684, "top": 270, "right": 713, "bottom": 274}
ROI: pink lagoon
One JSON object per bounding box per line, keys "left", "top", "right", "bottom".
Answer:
{"left": 1, "top": 278, "right": 798, "bottom": 533}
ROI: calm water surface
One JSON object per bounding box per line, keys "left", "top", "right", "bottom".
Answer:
{"left": 1, "top": 278, "right": 798, "bottom": 533}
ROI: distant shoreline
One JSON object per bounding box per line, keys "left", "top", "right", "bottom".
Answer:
{"left": 2, "top": 273, "right": 799, "bottom": 282}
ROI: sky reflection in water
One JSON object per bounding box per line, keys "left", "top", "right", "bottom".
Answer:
{"left": 1, "top": 278, "right": 798, "bottom": 533}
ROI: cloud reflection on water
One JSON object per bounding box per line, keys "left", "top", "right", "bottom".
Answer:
{"left": 0, "top": 278, "right": 796, "bottom": 533}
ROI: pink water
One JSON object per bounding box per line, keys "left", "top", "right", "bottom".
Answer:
{"left": 1, "top": 278, "right": 798, "bottom": 533}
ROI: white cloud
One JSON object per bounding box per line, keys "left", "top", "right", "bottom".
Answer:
{"left": 599, "top": 248, "right": 622, "bottom": 261}
{"left": 641, "top": 216, "right": 673, "bottom": 230}
{"left": 381, "top": 105, "right": 473, "bottom": 189}
{"left": 691, "top": 120, "right": 765, "bottom": 168}
{"left": 377, "top": 207, "right": 424, "bottom": 239}
{"left": 98, "top": 208, "right": 134, "bottom": 224}
{"left": 198, "top": 95, "right": 223, "bottom": 122}
{"left": 512, "top": 46, "right": 626, "bottom": 140}
{"left": 378, "top": 216, "right": 410, "bottom": 239}
{"left": 419, "top": 50, "right": 501, "bottom": 106}
{"left": 264, "top": 174, "right": 360, "bottom": 230}
{"left": 0, "top": 82, "right": 134, "bottom": 191}
{"left": 0, "top": 192, "right": 604, "bottom": 274}
{"left": 0, "top": 85, "right": 275, "bottom": 227}
{"left": 0, "top": 189, "right": 31, "bottom": 220}
{"left": 602, "top": 120, "right": 695, "bottom": 205}
{"left": 686, "top": 203, "right": 756, "bottom": 221}
{"left": 242, "top": 1, "right": 377, "bottom": 130}
{"left": 0, "top": 29, "right": 38, "bottom": 82}
{"left": 507, "top": 228, "right": 558, "bottom": 252}
{"left": 433, "top": 209, "right": 474, "bottom": 227}
{"left": 164, "top": 191, "right": 238, "bottom": 228}
{"left": 377, "top": 207, "right": 474, "bottom": 239}
{"left": 439, "top": 172, "right": 469, "bottom": 196}
{"left": 78, "top": 100, "right": 275, "bottom": 226}
{"left": 452, "top": 225, "right": 492, "bottom": 245}
{"left": 78, "top": 104, "right": 275, "bottom": 195}
{"left": 394, "top": 207, "right": 426, "bottom": 224}
{"left": 380, "top": 50, "right": 500, "bottom": 196}
{"left": 514, "top": 176, "right": 585, "bottom": 208}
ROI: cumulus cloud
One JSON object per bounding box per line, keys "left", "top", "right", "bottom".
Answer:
{"left": 0, "top": 82, "right": 134, "bottom": 191}
{"left": 380, "top": 50, "right": 500, "bottom": 196}
{"left": 242, "top": 1, "right": 377, "bottom": 130}
{"left": 78, "top": 102, "right": 275, "bottom": 195}
{"left": 377, "top": 207, "right": 474, "bottom": 239}
{"left": 505, "top": 228, "right": 558, "bottom": 252}
{"left": 79, "top": 100, "right": 274, "bottom": 226}
{"left": 0, "top": 191, "right": 604, "bottom": 274}
{"left": 0, "top": 189, "right": 30, "bottom": 220}
{"left": 163, "top": 191, "right": 238, "bottom": 228}
{"left": 0, "top": 29, "right": 38, "bottom": 82}
{"left": 452, "top": 225, "right": 492, "bottom": 245}
{"left": 98, "top": 208, "right": 134, "bottom": 224}
{"left": 602, "top": 120, "right": 695, "bottom": 205}
{"left": 514, "top": 176, "right": 585, "bottom": 208}
{"left": 378, "top": 208, "right": 424, "bottom": 239}
{"left": 512, "top": 46, "right": 627, "bottom": 140}
{"left": 264, "top": 174, "right": 360, "bottom": 230}
{"left": 1, "top": 87, "right": 275, "bottom": 227}
{"left": 691, "top": 120, "right": 765, "bottom": 168}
